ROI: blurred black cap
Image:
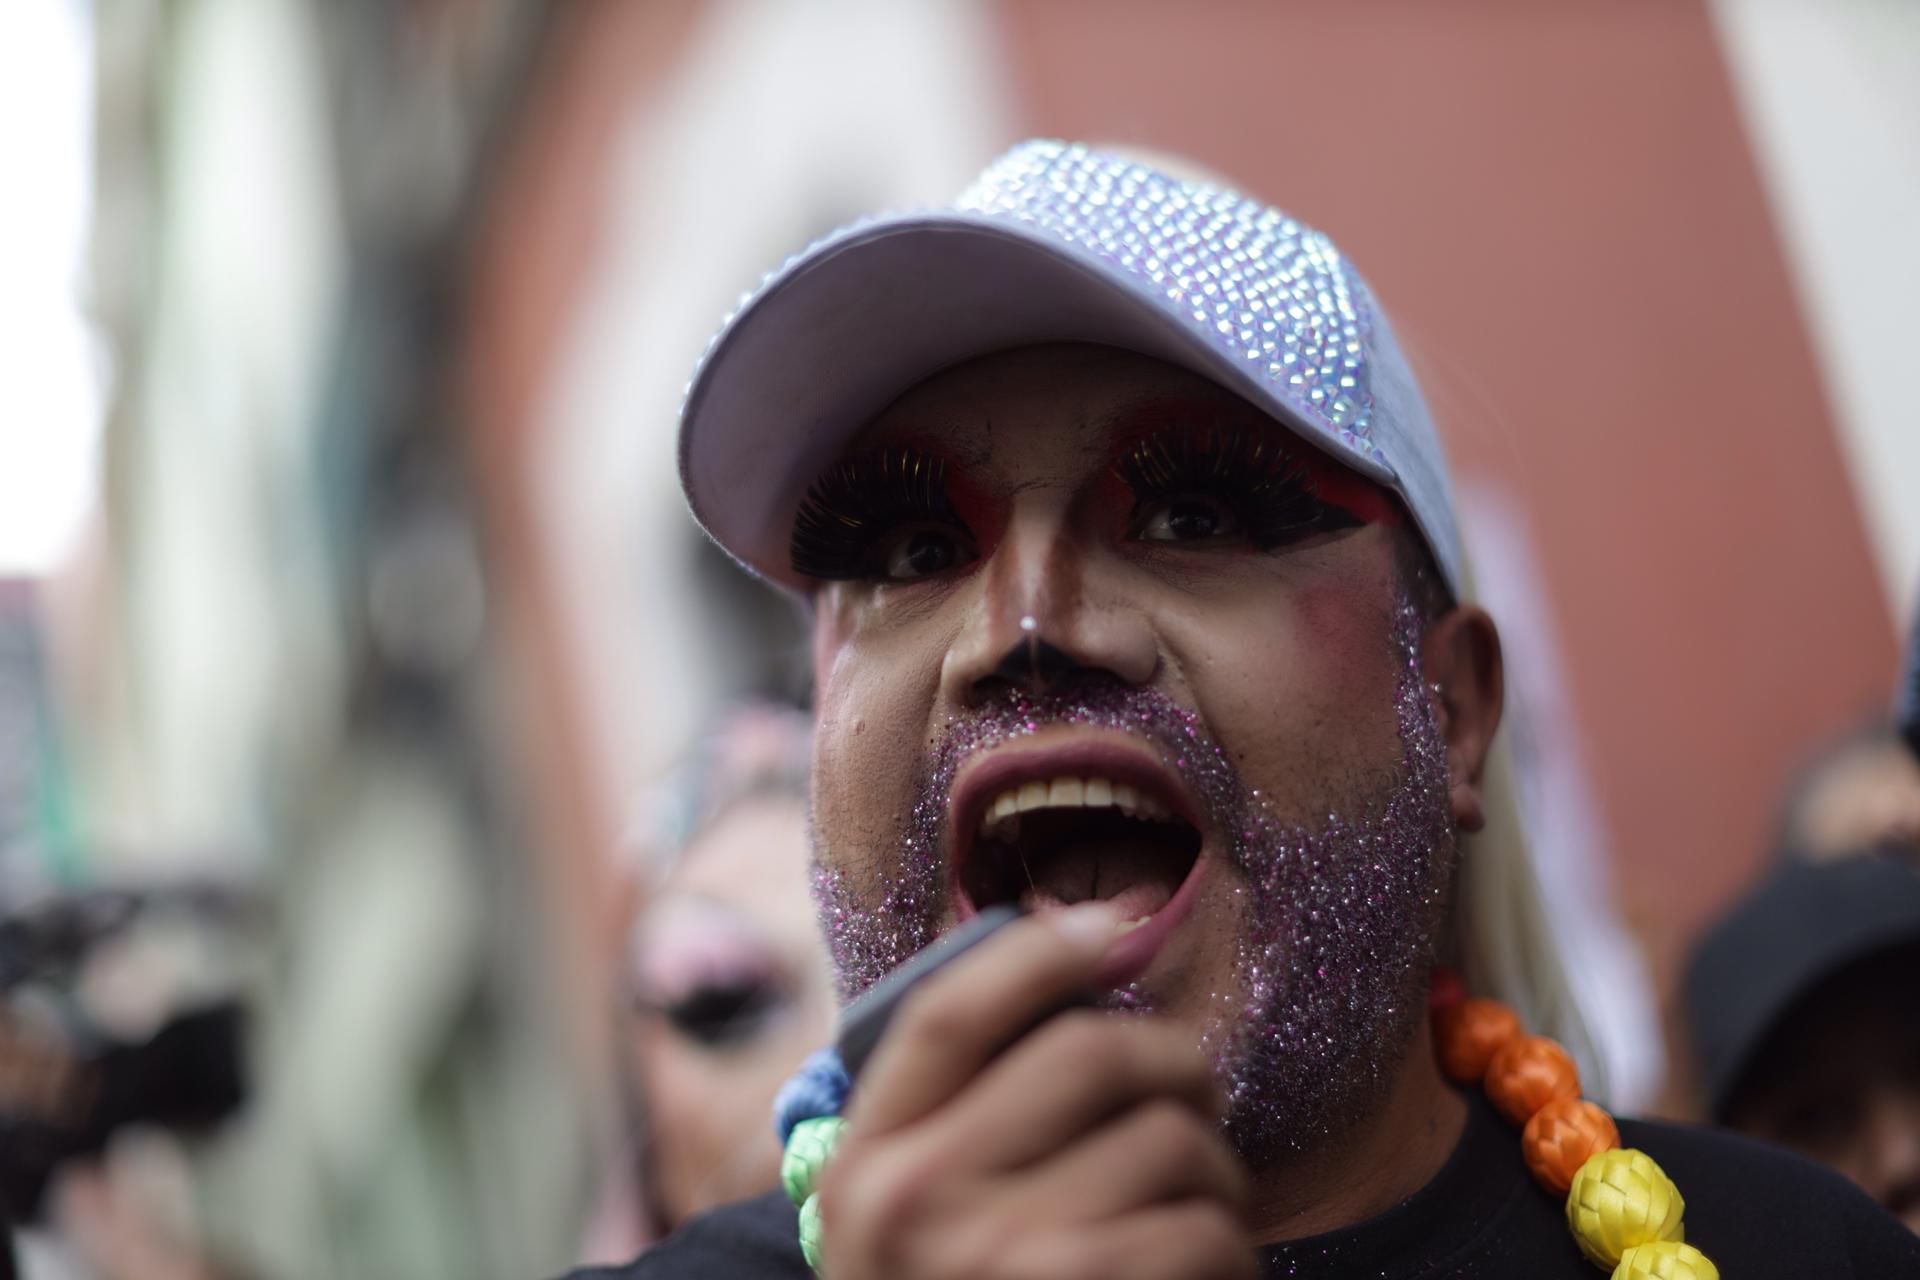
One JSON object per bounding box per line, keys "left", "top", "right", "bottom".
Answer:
{"left": 1684, "top": 853, "right": 1920, "bottom": 1121}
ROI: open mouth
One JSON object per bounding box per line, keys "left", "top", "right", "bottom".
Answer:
{"left": 955, "top": 770, "right": 1204, "bottom": 928}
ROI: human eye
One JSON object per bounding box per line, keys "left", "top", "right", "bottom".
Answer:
{"left": 1130, "top": 493, "right": 1244, "bottom": 543}
{"left": 875, "top": 524, "right": 974, "bottom": 580}
{"left": 630, "top": 903, "right": 796, "bottom": 1051}
{"left": 1115, "top": 422, "right": 1359, "bottom": 551}
{"left": 657, "top": 973, "right": 787, "bottom": 1048}
{"left": 790, "top": 446, "right": 980, "bottom": 583}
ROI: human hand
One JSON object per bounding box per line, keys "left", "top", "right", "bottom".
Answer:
{"left": 816, "top": 904, "right": 1255, "bottom": 1279}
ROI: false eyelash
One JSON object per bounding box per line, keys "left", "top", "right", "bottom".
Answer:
{"left": 1115, "top": 423, "right": 1361, "bottom": 549}
{"left": 657, "top": 977, "right": 785, "bottom": 1049}
{"left": 790, "top": 445, "right": 972, "bottom": 580}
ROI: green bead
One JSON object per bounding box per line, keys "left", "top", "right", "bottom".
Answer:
{"left": 782, "top": 1115, "right": 847, "bottom": 1207}
{"left": 798, "top": 1191, "right": 825, "bottom": 1271}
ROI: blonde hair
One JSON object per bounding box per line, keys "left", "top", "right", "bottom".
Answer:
{"left": 1446, "top": 553, "right": 1606, "bottom": 1102}
{"left": 1454, "top": 731, "right": 1605, "bottom": 1096}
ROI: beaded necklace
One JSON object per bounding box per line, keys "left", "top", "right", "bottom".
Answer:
{"left": 774, "top": 974, "right": 1719, "bottom": 1278}
{"left": 1426, "top": 968, "right": 1719, "bottom": 1278}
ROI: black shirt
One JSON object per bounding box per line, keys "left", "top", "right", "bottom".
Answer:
{"left": 563, "top": 1093, "right": 1920, "bottom": 1278}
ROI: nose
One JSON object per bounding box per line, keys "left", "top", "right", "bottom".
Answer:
{"left": 940, "top": 506, "right": 1157, "bottom": 707}
{"left": 986, "top": 628, "right": 1092, "bottom": 699}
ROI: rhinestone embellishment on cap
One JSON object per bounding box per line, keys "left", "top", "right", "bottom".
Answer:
{"left": 955, "top": 141, "right": 1381, "bottom": 460}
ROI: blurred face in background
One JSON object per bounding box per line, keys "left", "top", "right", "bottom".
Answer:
{"left": 1789, "top": 737, "right": 1920, "bottom": 863}
{"left": 627, "top": 796, "right": 834, "bottom": 1231}
{"left": 1725, "top": 944, "right": 1920, "bottom": 1234}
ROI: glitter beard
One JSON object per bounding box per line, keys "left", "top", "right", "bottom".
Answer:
{"left": 810, "top": 597, "right": 1454, "bottom": 1162}
{"left": 1213, "top": 599, "right": 1455, "bottom": 1164}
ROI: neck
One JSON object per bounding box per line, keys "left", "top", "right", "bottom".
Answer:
{"left": 1243, "top": 1032, "right": 1467, "bottom": 1245}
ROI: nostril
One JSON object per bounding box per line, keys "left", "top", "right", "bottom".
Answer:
{"left": 987, "top": 635, "right": 1076, "bottom": 695}
{"left": 968, "top": 664, "right": 1129, "bottom": 713}
{"left": 962, "top": 630, "right": 1144, "bottom": 709}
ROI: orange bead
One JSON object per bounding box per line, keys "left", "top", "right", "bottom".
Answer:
{"left": 1485, "top": 1034, "right": 1580, "bottom": 1126}
{"left": 1521, "top": 1096, "right": 1620, "bottom": 1195}
{"left": 1432, "top": 998, "right": 1522, "bottom": 1084}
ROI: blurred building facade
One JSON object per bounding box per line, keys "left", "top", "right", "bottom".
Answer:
{"left": 13, "top": 3, "right": 592, "bottom": 1277}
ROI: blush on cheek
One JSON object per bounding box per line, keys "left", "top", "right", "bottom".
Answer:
{"left": 1288, "top": 566, "right": 1402, "bottom": 699}
{"left": 1190, "top": 562, "right": 1404, "bottom": 794}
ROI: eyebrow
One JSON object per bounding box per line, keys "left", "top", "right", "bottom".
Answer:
{"left": 1096, "top": 392, "right": 1286, "bottom": 452}
{"left": 857, "top": 390, "right": 1273, "bottom": 475}
{"left": 854, "top": 420, "right": 993, "bottom": 473}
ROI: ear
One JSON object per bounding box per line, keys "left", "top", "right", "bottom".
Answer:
{"left": 1419, "top": 605, "right": 1504, "bottom": 832}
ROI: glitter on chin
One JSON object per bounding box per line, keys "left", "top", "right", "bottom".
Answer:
{"left": 1212, "top": 598, "right": 1455, "bottom": 1165}
{"left": 809, "top": 596, "right": 1454, "bottom": 1164}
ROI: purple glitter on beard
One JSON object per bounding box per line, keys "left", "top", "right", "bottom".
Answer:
{"left": 810, "top": 597, "right": 1454, "bottom": 1162}
{"left": 1211, "top": 598, "right": 1455, "bottom": 1165}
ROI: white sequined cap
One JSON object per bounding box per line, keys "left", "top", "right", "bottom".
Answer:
{"left": 680, "top": 139, "right": 1462, "bottom": 595}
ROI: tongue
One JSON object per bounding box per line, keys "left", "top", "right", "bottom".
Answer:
{"left": 1019, "top": 839, "right": 1179, "bottom": 921}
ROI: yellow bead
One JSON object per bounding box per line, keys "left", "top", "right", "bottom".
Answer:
{"left": 1564, "top": 1148, "right": 1685, "bottom": 1268}
{"left": 1612, "top": 1241, "right": 1719, "bottom": 1280}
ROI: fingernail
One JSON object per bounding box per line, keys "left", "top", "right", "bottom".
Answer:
{"left": 1050, "top": 902, "right": 1120, "bottom": 952}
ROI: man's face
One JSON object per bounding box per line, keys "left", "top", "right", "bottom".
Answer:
{"left": 801, "top": 344, "right": 1462, "bottom": 1159}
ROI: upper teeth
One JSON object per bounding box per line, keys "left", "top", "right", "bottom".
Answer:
{"left": 978, "top": 776, "right": 1176, "bottom": 840}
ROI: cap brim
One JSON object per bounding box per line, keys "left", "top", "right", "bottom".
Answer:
{"left": 679, "top": 214, "right": 1397, "bottom": 593}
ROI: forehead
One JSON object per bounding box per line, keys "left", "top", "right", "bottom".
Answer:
{"left": 850, "top": 342, "right": 1282, "bottom": 468}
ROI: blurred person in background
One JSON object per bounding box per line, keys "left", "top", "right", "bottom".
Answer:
{"left": 1687, "top": 875, "right": 1920, "bottom": 1236}
{"left": 1771, "top": 723, "right": 1920, "bottom": 865}
{"left": 1686, "top": 596, "right": 1920, "bottom": 1233}
{"left": 564, "top": 141, "right": 1919, "bottom": 1279}
{"left": 578, "top": 706, "right": 833, "bottom": 1265}
{"left": 0, "top": 886, "right": 250, "bottom": 1279}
